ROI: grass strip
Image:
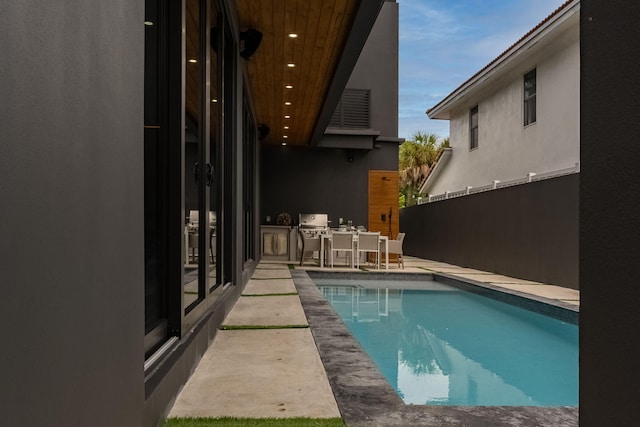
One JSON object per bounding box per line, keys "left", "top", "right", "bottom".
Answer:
{"left": 256, "top": 264, "right": 286, "bottom": 270}
{"left": 250, "top": 277, "right": 292, "bottom": 281}
{"left": 164, "top": 417, "right": 345, "bottom": 427}
{"left": 287, "top": 264, "right": 295, "bottom": 269}
{"left": 220, "top": 324, "right": 309, "bottom": 330}
{"left": 241, "top": 292, "right": 298, "bottom": 297}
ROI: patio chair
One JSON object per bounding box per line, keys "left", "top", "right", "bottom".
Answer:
{"left": 328, "top": 231, "right": 355, "bottom": 268}
{"left": 299, "top": 229, "right": 321, "bottom": 266}
{"left": 382, "top": 232, "right": 405, "bottom": 268}
{"left": 189, "top": 210, "right": 198, "bottom": 226}
{"left": 356, "top": 231, "right": 380, "bottom": 269}
{"left": 209, "top": 228, "right": 216, "bottom": 264}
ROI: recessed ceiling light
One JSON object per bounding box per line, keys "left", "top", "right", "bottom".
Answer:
{"left": 211, "top": 99, "right": 217, "bottom": 103}
{"left": 144, "top": 21, "right": 154, "bottom": 26}
{"left": 283, "top": 135, "right": 288, "bottom": 139}
{"left": 287, "top": 63, "right": 295, "bottom": 68}
{"left": 288, "top": 33, "right": 298, "bottom": 38}
{"left": 282, "top": 142, "right": 287, "bottom": 146}
{"left": 188, "top": 59, "right": 197, "bottom": 63}
{"left": 285, "top": 101, "right": 291, "bottom": 106}
{"left": 284, "top": 126, "right": 289, "bottom": 129}
{"left": 284, "top": 115, "right": 291, "bottom": 119}
{"left": 285, "top": 85, "right": 293, "bottom": 89}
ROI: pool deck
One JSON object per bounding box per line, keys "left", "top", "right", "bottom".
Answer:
{"left": 167, "top": 256, "right": 579, "bottom": 426}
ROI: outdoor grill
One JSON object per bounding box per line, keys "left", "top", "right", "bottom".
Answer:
{"left": 298, "top": 213, "right": 328, "bottom": 235}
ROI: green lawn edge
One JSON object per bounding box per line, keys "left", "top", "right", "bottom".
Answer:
{"left": 220, "top": 324, "right": 309, "bottom": 330}
{"left": 164, "top": 417, "right": 344, "bottom": 427}
{"left": 241, "top": 292, "right": 298, "bottom": 297}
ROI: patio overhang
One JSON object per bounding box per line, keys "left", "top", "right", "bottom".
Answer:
{"left": 236, "top": 0, "right": 386, "bottom": 146}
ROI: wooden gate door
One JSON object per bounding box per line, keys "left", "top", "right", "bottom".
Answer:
{"left": 368, "top": 170, "right": 399, "bottom": 243}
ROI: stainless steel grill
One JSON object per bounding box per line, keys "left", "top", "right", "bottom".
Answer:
{"left": 298, "top": 213, "right": 328, "bottom": 234}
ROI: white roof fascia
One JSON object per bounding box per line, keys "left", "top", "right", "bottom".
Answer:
{"left": 427, "top": 0, "right": 580, "bottom": 120}
{"left": 419, "top": 147, "right": 452, "bottom": 194}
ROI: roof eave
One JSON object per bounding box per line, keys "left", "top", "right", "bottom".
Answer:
{"left": 426, "top": 0, "right": 580, "bottom": 120}
{"left": 419, "top": 147, "right": 452, "bottom": 194}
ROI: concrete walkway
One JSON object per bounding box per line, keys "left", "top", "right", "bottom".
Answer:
{"left": 167, "top": 256, "right": 579, "bottom": 422}
{"left": 168, "top": 263, "right": 341, "bottom": 419}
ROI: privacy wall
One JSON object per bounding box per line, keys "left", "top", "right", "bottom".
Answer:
{"left": 400, "top": 174, "right": 579, "bottom": 289}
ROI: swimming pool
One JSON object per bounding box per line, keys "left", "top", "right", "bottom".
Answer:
{"left": 312, "top": 275, "right": 578, "bottom": 407}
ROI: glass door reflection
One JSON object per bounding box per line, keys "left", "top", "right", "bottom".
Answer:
{"left": 183, "top": 0, "right": 222, "bottom": 313}
{"left": 183, "top": 0, "right": 205, "bottom": 312}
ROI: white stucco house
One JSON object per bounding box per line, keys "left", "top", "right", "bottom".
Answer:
{"left": 421, "top": 0, "right": 580, "bottom": 197}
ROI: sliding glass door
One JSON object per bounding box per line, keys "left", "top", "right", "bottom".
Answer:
{"left": 184, "top": 0, "right": 225, "bottom": 314}
{"left": 144, "top": 0, "right": 232, "bottom": 358}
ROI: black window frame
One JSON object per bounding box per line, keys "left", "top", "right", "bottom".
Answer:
{"left": 524, "top": 68, "right": 537, "bottom": 126}
{"left": 469, "top": 105, "right": 479, "bottom": 150}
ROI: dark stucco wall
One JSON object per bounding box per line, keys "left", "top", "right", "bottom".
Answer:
{"left": 0, "top": 1, "right": 145, "bottom": 426}
{"left": 347, "top": 1, "right": 399, "bottom": 137}
{"left": 580, "top": 2, "right": 640, "bottom": 426}
{"left": 400, "top": 174, "right": 579, "bottom": 289}
{"left": 260, "top": 142, "right": 398, "bottom": 228}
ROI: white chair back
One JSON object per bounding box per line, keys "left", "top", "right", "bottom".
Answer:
{"left": 331, "top": 231, "right": 354, "bottom": 250}
{"left": 357, "top": 232, "right": 380, "bottom": 250}
{"left": 189, "top": 210, "right": 198, "bottom": 225}
{"left": 356, "top": 231, "right": 380, "bottom": 269}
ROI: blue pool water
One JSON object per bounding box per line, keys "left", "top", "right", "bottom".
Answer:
{"left": 314, "top": 277, "right": 578, "bottom": 406}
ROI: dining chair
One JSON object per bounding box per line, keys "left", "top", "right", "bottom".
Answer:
{"left": 382, "top": 232, "right": 405, "bottom": 268}
{"left": 188, "top": 232, "right": 198, "bottom": 263}
{"left": 189, "top": 210, "right": 198, "bottom": 226}
{"left": 209, "top": 228, "right": 216, "bottom": 264}
{"left": 356, "top": 231, "right": 381, "bottom": 269}
{"left": 299, "top": 229, "right": 321, "bottom": 266}
{"left": 209, "top": 211, "right": 216, "bottom": 228}
{"left": 329, "top": 231, "right": 355, "bottom": 268}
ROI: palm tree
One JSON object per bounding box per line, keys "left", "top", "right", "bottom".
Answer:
{"left": 399, "top": 131, "right": 447, "bottom": 207}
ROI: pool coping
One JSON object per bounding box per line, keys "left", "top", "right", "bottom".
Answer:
{"left": 292, "top": 269, "right": 579, "bottom": 427}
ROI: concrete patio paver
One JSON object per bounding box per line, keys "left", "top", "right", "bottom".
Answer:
{"left": 167, "top": 328, "right": 340, "bottom": 419}
{"left": 493, "top": 283, "right": 580, "bottom": 302}
{"left": 242, "top": 278, "right": 297, "bottom": 295}
{"left": 251, "top": 268, "right": 293, "bottom": 279}
{"left": 223, "top": 295, "right": 308, "bottom": 327}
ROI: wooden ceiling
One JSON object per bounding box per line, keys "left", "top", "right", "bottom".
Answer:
{"left": 236, "top": 0, "right": 361, "bottom": 146}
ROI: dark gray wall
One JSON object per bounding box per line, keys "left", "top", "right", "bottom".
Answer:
{"left": 400, "top": 174, "right": 579, "bottom": 289}
{"left": 580, "top": 2, "right": 640, "bottom": 426}
{"left": 261, "top": 142, "right": 398, "bottom": 228}
{"left": 0, "top": 1, "right": 145, "bottom": 426}
{"left": 346, "top": 1, "right": 399, "bottom": 137}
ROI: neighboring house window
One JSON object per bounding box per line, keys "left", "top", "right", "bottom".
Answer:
{"left": 329, "top": 88, "right": 370, "bottom": 128}
{"left": 470, "top": 105, "right": 478, "bottom": 150}
{"left": 524, "top": 68, "right": 536, "bottom": 126}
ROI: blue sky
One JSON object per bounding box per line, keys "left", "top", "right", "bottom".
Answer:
{"left": 398, "top": 0, "right": 567, "bottom": 141}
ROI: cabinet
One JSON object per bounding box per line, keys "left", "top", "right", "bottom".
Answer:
{"left": 260, "top": 226, "right": 297, "bottom": 261}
